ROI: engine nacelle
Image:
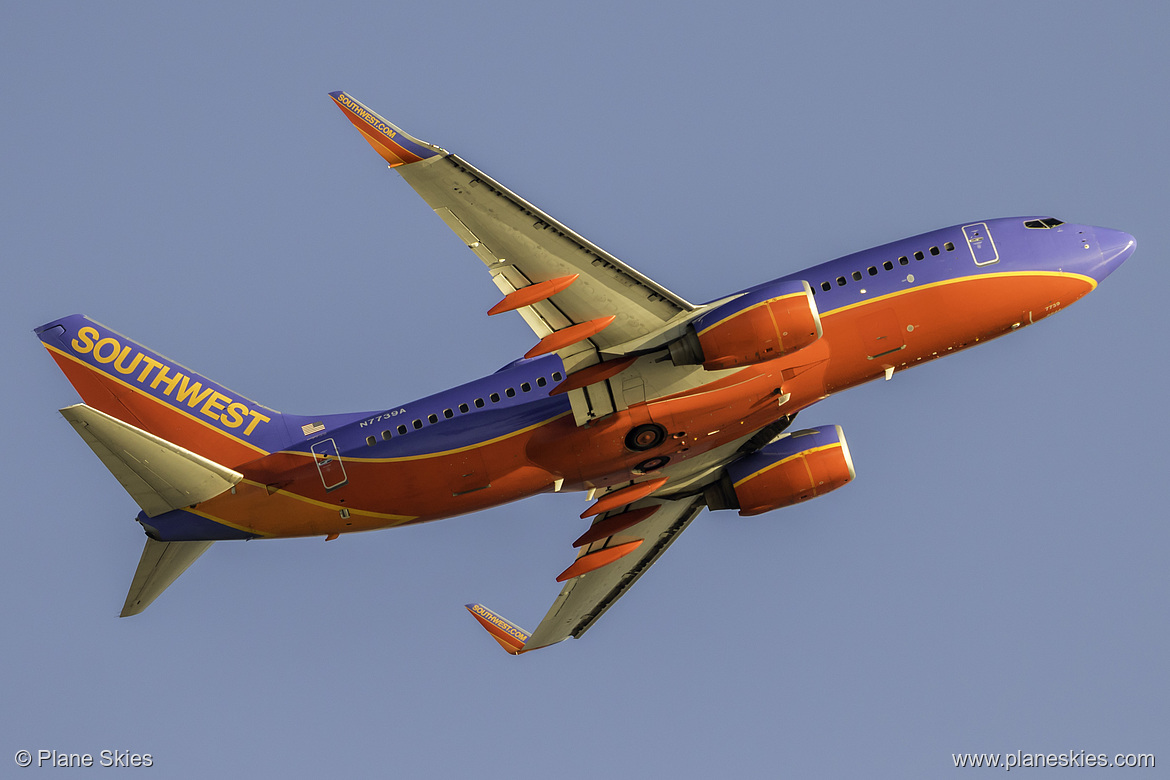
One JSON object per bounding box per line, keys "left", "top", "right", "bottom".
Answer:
{"left": 705, "top": 425, "right": 855, "bottom": 516}
{"left": 670, "top": 279, "right": 822, "bottom": 370}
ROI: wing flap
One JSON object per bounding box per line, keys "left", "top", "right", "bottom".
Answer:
{"left": 61, "top": 404, "right": 242, "bottom": 518}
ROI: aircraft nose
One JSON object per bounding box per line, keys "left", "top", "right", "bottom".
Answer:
{"left": 1091, "top": 227, "right": 1136, "bottom": 282}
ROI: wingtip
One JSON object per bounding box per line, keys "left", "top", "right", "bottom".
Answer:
{"left": 465, "top": 603, "right": 531, "bottom": 655}
{"left": 329, "top": 90, "right": 444, "bottom": 167}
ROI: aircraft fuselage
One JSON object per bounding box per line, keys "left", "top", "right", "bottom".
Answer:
{"left": 135, "top": 216, "right": 1130, "bottom": 541}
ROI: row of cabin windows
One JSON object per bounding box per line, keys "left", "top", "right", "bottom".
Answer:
{"left": 813, "top": 242, "right": 956, "bottom": 294}
{"left": 364, "top": 371, "right": 565, "bottom": 446}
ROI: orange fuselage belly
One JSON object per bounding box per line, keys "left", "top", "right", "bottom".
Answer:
{"left": 196, "top": 271, "right": 1093, "bottom": 539}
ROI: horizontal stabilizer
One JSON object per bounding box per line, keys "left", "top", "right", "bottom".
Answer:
{"left": 60, "top": 404, "right": 242, "bottom": 517}
{"left": 121, "top": 538, "right": 213, "bottom": 616}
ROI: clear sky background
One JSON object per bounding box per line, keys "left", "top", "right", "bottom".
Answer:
{"left": 3, "top": 2, "right": 1166, "bottom": 777}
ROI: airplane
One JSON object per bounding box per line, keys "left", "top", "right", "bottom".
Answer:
{"left": 35, "top": 91, "right": 1135, "bottom": 654}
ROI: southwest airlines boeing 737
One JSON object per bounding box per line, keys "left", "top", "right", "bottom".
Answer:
{"left": 36, "top": 91, "right": 1135, "bottom": 654}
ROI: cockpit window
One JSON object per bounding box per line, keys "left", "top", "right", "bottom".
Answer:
{"left": 1024, "top": 217, "right": 1065, "bottom": 229}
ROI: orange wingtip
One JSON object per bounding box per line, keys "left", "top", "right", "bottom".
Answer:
{"left": 556, "top": 540, "right": 644, "bottom": 582}
{"left": 581, "top": 477, "right": 668, "bottom": 518}
{"left": 329, "top": 91, "right": 442, "bottom": 168}
{"left": 488, "top": 275, "right": 579, "bottom": 316}
{"left": 465, "top": 604, "right": 530, "bottom": 655}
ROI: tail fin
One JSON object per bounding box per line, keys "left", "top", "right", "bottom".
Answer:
{"left": 36, "top": 314, "right": 287, "bottom": 468}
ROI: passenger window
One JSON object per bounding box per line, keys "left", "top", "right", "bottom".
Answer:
{"left": 914, "top": 251, "right": 924, "bottom": 260}
{"left": 821, "top": 281, "right": 831, "bottom": 292}
{"left": 852, "top": 271, "right": 862, "bottom": 281}
{"left": 867, "top": 266, "right": 877, "bottom": 276}
{"left": 397, "top": 424, "right": 408, "bottom": 435}
{"left": 443, "top": 408, "right": 454, "bottom": 419}
{"left": 412, "top": 419, "right": 422, "bottom": 430}
{"left": 944, "top": 242, "right": 955, "bottom": 251}
{"left": 536, "top": 377, "right": 547, "bottom": 387}
{"left": 521, "top": 382, "right": 531, "bottom": 392}
{"left": 474, "top": 398, "right": 485, "bottom": 408}
{"left": 899, "top": 256, "right": 909, "bottom": 265}
{"left": 427, "top": 413, "right": 438, "bottom": 424}
{"left": 381, "top": 430, "right": 391, "bottom": 440}
{"left": 366, "top": 436, "right": 376, "bottom": 447}
{"left": 505, "top": 387, "right": 516, "bottom": 398}
{"left": 552, "top": 372, "right": 563, "bottom": 381}
{"left": 458, "top": 403, "right": 469, "bottom": 413}
{"left": 929, "top": 246, "right": 940, "bottom": 256}
{"left": 836, "top": 276, "right": 847, "bottom": 287}
{"left": 883, "top": 260, "right": 893, "bottom": 271}
{"left": 490, "top": 392, "right": 500, "bottom": 403}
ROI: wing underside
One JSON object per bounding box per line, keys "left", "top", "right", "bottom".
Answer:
{"left": 525, "top": 494, "right": 706, "bottom": 650}
{"left": 329, "top": 91, "right": 696, "bottom": 372}
{"left": 469, "top": 493, "right": 706, "bottom": 653}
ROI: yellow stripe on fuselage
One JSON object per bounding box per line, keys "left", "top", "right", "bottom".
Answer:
{"left": 818, "top": 270, "right": 1097, "bottom": 319}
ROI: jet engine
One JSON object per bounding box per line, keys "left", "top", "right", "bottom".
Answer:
{"left": 669, "top": 279, "right": 822, "bottom": 370}
{"left": 704, "top": 425, "right": 855, "bottom": 516}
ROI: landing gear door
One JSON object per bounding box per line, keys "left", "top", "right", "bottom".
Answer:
{"left": 311, "top": 438, "right": 348, "bottom": 491}
{"left": 963, "top": 223, "right": 999, "bottom": 266}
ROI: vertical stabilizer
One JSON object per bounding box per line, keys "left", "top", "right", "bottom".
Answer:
{"left": 35, "top": 314, "right": 287, "bottom": 468}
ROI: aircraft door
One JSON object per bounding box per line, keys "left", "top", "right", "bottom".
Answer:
{"left": 962, "top": 223, "right": 999, "bottom": 266}
{"left": 311, "top": 438, "right": 349, "bottom": 491}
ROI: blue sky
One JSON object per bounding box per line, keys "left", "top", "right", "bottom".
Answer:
{"left": 3, "top": 2, "right": 1166, "bottom": 777}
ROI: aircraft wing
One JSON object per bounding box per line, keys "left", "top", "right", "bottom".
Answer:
{"left": 468, "top": 492, "right": 706, "bottom": 653}
{"left": 330, "top": 92, "right": 696, "bottom": 363}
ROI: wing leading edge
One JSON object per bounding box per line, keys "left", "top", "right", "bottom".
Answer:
{"left": 467, "top": 492, "right": 706, "bottom": 654}
{"left": 329, "top": 91, "right": 696, "bottom": 373}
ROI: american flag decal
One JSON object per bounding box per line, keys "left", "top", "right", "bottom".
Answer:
{"left": 301, "top": 422, "right": 325, "bottom": 436}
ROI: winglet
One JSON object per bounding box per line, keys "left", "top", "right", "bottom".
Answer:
{"left": 329, "top": 91, "right": 444, "bottom": 167}
{"left": 465, "top": 603, "right": 531, "bottom": 655}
